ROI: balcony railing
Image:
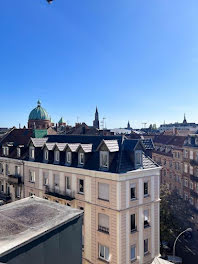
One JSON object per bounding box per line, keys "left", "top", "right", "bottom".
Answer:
{"left": 8, "top": 174, "right": 22, "bottom": 185}
{"left": 45, "top": 186, "right": 74, "bottom": 201}
{"left": 190, "top": 175, "right": 198, "bottom": 182}
{"left": 98, "top": 225, "right": 109, "bottom": 234}
{"left": 0, "top": 192, "right": 11, "bottom": 202}
{"left": 190, "top": 190, "right": 198, "bottom": 199}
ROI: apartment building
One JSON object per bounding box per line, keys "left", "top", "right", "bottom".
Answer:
{"left": 182, "top": 134, "right": 198, "bottom": 212}
{"left": 0, "top": 134, "right": 161, "bottom": 264}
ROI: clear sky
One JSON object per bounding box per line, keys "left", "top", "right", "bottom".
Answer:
{"left": 0, "top": 0, "right": 198, "bottom": 129}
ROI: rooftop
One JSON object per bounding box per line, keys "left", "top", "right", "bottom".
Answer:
{"left": 0, "top": 196, "right": 83, "bottom": 257}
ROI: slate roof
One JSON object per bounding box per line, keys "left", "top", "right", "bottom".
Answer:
{"left": 141, "top": 138, "right": 154, "bottom": 150}
{"left": 43, "top": 143, "right": 56, "bottom": 151}
{"left": 55, "top": 143, "right": 67, "bottom": 151}
{"left": 152, "top": 135, "right": 186, "bottom": 147}
{"left": 78, "top": 144, "right": 93, "bottom": 153}
{"left": 31, "top": 138, "right": 48, "bottom": 147}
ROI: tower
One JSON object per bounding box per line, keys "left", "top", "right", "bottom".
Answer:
{"left": 127, "top": 121, "right": 131, "bottom": 129}
{"left": 183, "top": 113, "right": 187, "bottom": 124}
{"left": 93, "top": 107, "right": 99, "bottom": 129}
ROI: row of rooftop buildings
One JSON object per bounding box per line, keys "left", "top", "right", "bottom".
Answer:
{"left": 0, "top": 127, "right": 161, "bottom": 264}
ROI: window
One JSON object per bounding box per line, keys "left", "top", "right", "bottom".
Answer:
{"left": 17, "top": 148, "right": 21, "bottom": 158}
{"left": 98, "top": 183, "right": 109, "bottom": 201}
{"left": 78, "top": 179, "right": 84, "bottom": 194}
{"left": 66, "top": 176, "right": 71, "bottom": 190}
{"left": 144, "top": 239, "right": 149, "bottom": 254}
{"left": 99, "top": 244, "right": 109, "bottom": 262}
{"left": 135, "top": 151, "right": 142, "bottom": 168}
{"left": 43, "top": 172, "right": 49, "bottom": 186}
{"left": 5, "top": 164, "right": 9, "bottom": 175}
{"left": 15, "top": 166, "right": 20, "bottom": 176}
{"left": 144, "top": 209, "right": 150, "bottom": 228}
{"left": 66, "top": 151, "right": 72, "bottom": 164}
{"left": 54, "top": 174, "right": 59, "bottom": 192}
{"left": 189, "top": 197, "right": 193, "bottom": 205}
{"left": 131, "top": 214, "right": 136, "bottom": 232}
{"left": 190, "top": 151, "right": 193, "bottom": 160}
{"left": 190, "top": 181, "right": 193, "bottom": 190}
{"left": 29, "top": 147, "right": 35, "bottom": 159}
{"left": 98, "top": 213, "right": 109, "bottom": 234}
{"left": 184, "top": 179, "right": 188, "bottom": 187}
{"left": 169, "top": 161, "right": 172, "bottom": 167}
{"left": 55, "top": 150, "right": 60, "bottom": 162}
{"left": 130, "top": 245, "right": 136, "bottom": 261}
{"left": 44, "top": 150, "right": 49, "bottom": 160}
{"left": 79, "top": 153, "right": 84, "bottom": 165}
{"left": 130, "top": 183, "right": 136, "bottom": 200}
{"left": 196, "top": 183, "right": 198, "bottom": 193}
{"left": 100, "top": 151, "right": 109, "bottom": 168}
{"left": 144, "top": 182, "right": 148, "bottom": 196}
{"left": 3, "top": 146, "right": 9, "bottom": 156}
{"left": 190, "top": 166, "right": 193, "bottom": 175}
{"left": 183, "top": 150, "right": 188, "bottom": 158}
{"left": 184, "top": 163, "right": 188, "bottom": 173}
{"left": 0, "top": 164, "right": 3, "bottom": 174}
{"left": 29, "top": 171, "right": 35, "bottom": 183}
{"left": 16, "top": 186, "right": 20, "bottom": 198}
{"left": 184, "top": 193, "right": 188, "bottom": 200}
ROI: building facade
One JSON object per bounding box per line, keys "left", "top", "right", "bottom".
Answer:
{"left": 0, "top": 134, "right": 161, "bottom": 264}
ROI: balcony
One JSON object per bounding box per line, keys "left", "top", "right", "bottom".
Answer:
{"left": 0, "top": 192, "right": 11, "bottom": 202}
{"left": 190, "top": 190, "right": 198, "bottom": 199}
{"left": 98, "top": 225, "right": 109, "bottom": 234}
{"left": 190, "top": 159, "right": 198, "bottom": 167}
{"left": 190, "top": 175, "right": 198, "bottom": 182}
{"left": 45, "top": 186, "right": 74, "bottom": 201}
{"left": 8, "top": 174, "right": 22, "bottom": 185}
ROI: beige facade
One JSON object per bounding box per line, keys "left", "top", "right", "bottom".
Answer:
{"left": 0, "top": 157, "right": 24, "bottom": 203}
{"left": 23, "top": 160, "right": 161, "bottom": 264}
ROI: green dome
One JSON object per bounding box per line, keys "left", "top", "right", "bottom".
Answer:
{"left": 29, "top": 100, "right": 50, "bottom": 121}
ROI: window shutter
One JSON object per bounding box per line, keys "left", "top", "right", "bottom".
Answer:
{"left": 98, "top": 214, "right": 109, "bottom": 228}
{"left": 98, "top": 183, "right": 109, "bottom": 201}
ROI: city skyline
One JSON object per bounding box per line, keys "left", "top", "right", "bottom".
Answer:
{"left": 1, "top": 1, "right": 198, "bottom": 128}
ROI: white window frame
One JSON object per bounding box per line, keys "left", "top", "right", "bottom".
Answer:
{"left": 43, "top": 172, "right": 49, "bottom": 186}
{"left": 29, "top": 171, "right": 35, "bottom": 183}
{"left": 66, "top": 176, "right": 71, "bottom": 190}
{"left": 66, "top": 151, "right": 72, "bottom": 164}
{"left": 98, "top": 244, "right": 109, "bottom": 262}
{"left": 100, "top": 151, "right": 109, "bottom": 168}
{"left": 3, "top": 146, "right": 9, "bottom": 156}
{"left": 55, "top": 150, "right": 60, "bottom": 162}
{"left": 130, "top": 183, "right": 136, "bottom": 200}
{"left": 190, "top": 151, "right": 193, "bottom": 160}
{"left": 135, "top": 150, "right": 142, "bottom": 168}
{"left": 29, "top": 147, "right": 35, "bottom": 159}
{"left": 130, "top": 245, "right": 136, "bottom": 261}
{"left": 17, "top": 147, "right": 21, "bottom": 158}
{"left": 44, "top": 149, "right": 49, "bottom": 160}
{"left": 98, "top": 182, "right": 109, "bottom": 201}
{"left": 79, "top": 152, "right": 84, "bottom": 165}
{"left": 78, "top": 179, "right": 84, "bottom": 194}
{"left": 15, "top": 166, "right": 20, "bottom": 176}
{"left": 184, "top": 163, "right": 188, "bottom": 173}
{"left": 144, "top": 209, "right": 150, "bottom": 228}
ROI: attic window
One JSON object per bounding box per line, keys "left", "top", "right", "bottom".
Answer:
{"left": 17, "top": 148, "right": 21, "bottom": 158}
{"left": 55, "top": 150, "right": 60, "bottom": 162}
{"left": 3, "top": 146, "right": 9, "bottom": 156}
{"left": 79, "top": 153, "right": 84, "bottom": 165}
{"left": 100, "top": 151, "right": 109, "bottom": 169}
{"left": 66, "top": 151, "right": 72, "bottom": 164}
{"left": 44, "top": 149, "right": 49, "bottom": 160}
{"left": 29, "top": 147, "right": 35, "bottom": 159}
{"left": 135, "top": 150, "right": 142, "bottom": 168}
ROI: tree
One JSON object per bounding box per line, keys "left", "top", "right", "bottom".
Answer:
{"left": 160, "top": 185, "right": 194, "bottom": 242}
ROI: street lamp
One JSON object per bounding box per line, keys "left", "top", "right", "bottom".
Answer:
{"left": 173, "top": 227, "right": 192, "bottom": 262}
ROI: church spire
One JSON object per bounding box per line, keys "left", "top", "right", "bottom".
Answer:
{"left": 183, "top": 113, "right": 187, "bottom": 124}
{"left": 93, "top": 107, "right": 99, "bottom": 129}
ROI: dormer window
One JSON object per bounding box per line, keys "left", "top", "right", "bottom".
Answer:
{"left": 66, "top": 151, "right": 72, "bottom": 164}
{"left": 3, "top": 146, "right": 9, "bottom": 156}
{"left": 29, "top": 147, "right": 35, "bottom": 159}
{"left": 195, "top": 138, "right": 198, "bottom": 146}
{"left": 135, "top": 150, "right": 142, "bottom": 168}
{"left": 79, "top": 153, "right": 84, "bottom": 165}
{"left": 100, "top": 151, "right": 109, "bottom": 169}
{"left": 44, "top": 149, "right": 49, "bottom": 161}
{"left": 17, "top": 148, "right": 21, "bottom": 158}
{"left": 55, "top": 150, "right": 60, "bottom": 162}
{"left": 188, "top": 137, "right": 191, "bottom": 145}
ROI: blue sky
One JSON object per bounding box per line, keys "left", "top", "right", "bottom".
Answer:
{"left": 0, "top": 0, "right": 198, "bottom": 129}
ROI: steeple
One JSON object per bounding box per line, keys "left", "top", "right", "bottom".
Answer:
{"left": 183, "top": 113, "right": 187, "bottom": 124}
{"left": 93, "top": 107, "right": 99, "bottom": 129}
{"left": 127, "top": 121, "right": 131, "bottom": 129}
